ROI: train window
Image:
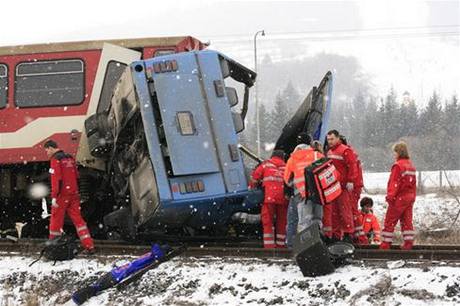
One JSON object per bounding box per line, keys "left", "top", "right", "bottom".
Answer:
{"left": 154, "top": 49, "right": 175, "bottom": 57}
{"left": 15, "top": 59, "right": 84, "bottom": 107}
{"left": 0, "top": 64, "right": 6, "bottom": 108}
{"left": 176, "top": 112, "right": 196, "bottom": 135}
{"left": 97, "top": 61, "right": 127, "bottom": 113}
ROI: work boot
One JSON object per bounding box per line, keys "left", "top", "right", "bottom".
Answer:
{"left": 401, "top": 241, "right": 413, "bottom": 250}
{"left": 379, "top": 242, "right": 391, "bottom": 250}
{"left": 80, "top": 246, "right": 96, "bottom": 255}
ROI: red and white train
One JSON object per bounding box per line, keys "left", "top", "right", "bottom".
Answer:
{"left": 0, "top": 36, "right": 206, "bottom": 235}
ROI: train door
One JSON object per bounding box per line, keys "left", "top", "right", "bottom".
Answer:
{"left": 76, "top": 43, "right": 141, "bottom": 169}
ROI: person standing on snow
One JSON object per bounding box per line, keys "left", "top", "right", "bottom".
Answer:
{"left": 339, "top": 135, "right": 367, "bottom": 245}
{"left": 250, "top": 150, "right": 288, "bottom": 248}
{"left": 380, "top": 142, "right": 417, "bottom": 250}
{"left": 359, "top": 197, "right": 381, "bottom": 244}
{"left": 44, "top": 140, "right": 95, "bottom": 253}
{"left": 284, "top": 133, "right": 324, "bottom": 247}
{"left": 325, "top": 130, "right": 356, "bottom": 243}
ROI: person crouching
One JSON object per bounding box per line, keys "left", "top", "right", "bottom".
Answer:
{"left": 359, "top": 197, "right": 381, "bottom": 244}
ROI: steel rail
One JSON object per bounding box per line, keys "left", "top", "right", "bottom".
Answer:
{"left": 0, "top": 240, "right": 459, "bottom": 261}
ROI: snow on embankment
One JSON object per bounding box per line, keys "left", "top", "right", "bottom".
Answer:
{"left": 364, "top": 170, "right": 460, "bottom": 193}
{"left": 0, "top": 256, "right": 460, "bottom": 305}
{"left": 365, "top": 193, "right": 460, "bottom": 234}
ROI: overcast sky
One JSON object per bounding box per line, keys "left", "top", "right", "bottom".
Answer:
{"left": 1, "top": 0, "right": 458, "bottom": 105}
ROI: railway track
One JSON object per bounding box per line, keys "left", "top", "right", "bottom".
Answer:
{"left": 0, "top": 239, "right": 459, "bottom": 262}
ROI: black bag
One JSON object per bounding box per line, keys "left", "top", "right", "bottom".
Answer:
{"left": 30, "top": 235, "right": 79, "bottom": 266}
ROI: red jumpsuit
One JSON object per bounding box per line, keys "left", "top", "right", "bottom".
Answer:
{"left": 347, "top": 147, "right": 367, "bottom": 244}
{"left": 49, "top": 151, "right": 94, "bottom": 250}
{"left": 381, "top": 158, "right": 416, "bottom": 250}
{"left": 360, "top": 211, "right": 381, "bottom": 243}
{"left": 325, "top": 143, "right": 357, "bottom": 239}
{"left": 250, "top": 156, "right": 288, "bottom": 248}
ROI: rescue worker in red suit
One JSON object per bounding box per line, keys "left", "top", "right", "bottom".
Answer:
{"left": 359, "top": 197, "right": 381, "bottom": 244}
{"left": 250, "top": 150, "right": 288, "bottom": 248}
{"left": 44, "top": 140, "right": 95, "bottom": 253}
{"left": 325, "top": 130, "right": 356, "bottom": 242}
{"left": 380, "top": 142, "right": 417, "bottom": 250}
{"left": 339, "top": 135, "right": 367, "bottom": 245}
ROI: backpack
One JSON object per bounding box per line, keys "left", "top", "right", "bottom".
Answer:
{"left": 304, "top": 158, "right": 342, "bottom": 205}
{"left": 30, "top": 235, "right": 79, "bottom": 266}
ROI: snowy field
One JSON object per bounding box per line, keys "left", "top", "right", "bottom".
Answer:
{"left": 364, "top": 170, "right": 460, "bottom": 193}
{"left": 0, "top": 255, "right": 460, "bottom": 306}
{"left": 362, "top": 193, "right": 460, "bottom": 236}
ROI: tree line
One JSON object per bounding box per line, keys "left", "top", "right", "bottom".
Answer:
{"left": 242, "top": 83, "right": 460, "bottom": 172}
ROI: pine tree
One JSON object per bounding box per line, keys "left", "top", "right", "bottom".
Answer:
{"left": 270, "top": 91, "right": 290, "bottom": 142}
{"left": 258, "top": 103, "right": 272, "bottom": 158}
{"left": 282, "top": 81, "right": 301, "bottom": 116}
{"left": 363, "top": 96, "right": 379, "bottom": 147}
{"left": 419, "top": 91, "right": 443, "bottom": 136}
{"left": 442, "top": 95, "right": 460, "bottom": 169}
{"left": 406, "top": 100, "right": 418, "bottom": 136}
{"left": 444, "top": 95, "right": 460, "bottom": 137}
{"left": 349, "top": 91, "right": 367, "bottom": 147}
{"left": 382, "top": 87, "right": 399, "bottom": 144}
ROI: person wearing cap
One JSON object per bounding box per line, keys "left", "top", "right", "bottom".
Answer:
{"left": 250, "top": 150, "right": 288, "bottom": 248}
{"left": 43, "top": 139, "right": 95, "bottom": 254}
{"left": 359, "top": 197, "right": 381, "bottom": 244}
{"left": 380, "top": 142, "right": 417, "bottom": 250}
{"left": 284, "top": 132, "right": 324, "bottom": 248}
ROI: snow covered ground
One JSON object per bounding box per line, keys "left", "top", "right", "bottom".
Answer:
{"left": 0, "top": 193, "right": 459, "bottom": 305}
{"left": 364, "top": 170, "right": 460, "bottom": 193}
{"left": 0, "top": 255, "right": 460, "bottom": 306}
{"left": 363, "top": 193, "right": 460, "bottom": 236}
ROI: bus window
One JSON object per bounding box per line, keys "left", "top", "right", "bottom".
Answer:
{"left": 97, "top": 61, "right": 127, "bottom": 113}
{"left": 15, "top": 59, "right": 84, "bottom": 107}
{"left": 0, "top": 64, "right": 7, "bottom": 108}
{"left": 154, "top": 49, "right": 175, "bottom": 57}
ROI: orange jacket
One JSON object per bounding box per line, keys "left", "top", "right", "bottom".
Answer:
{"left": 360, "top": 211, "right": 381, "bottom": 242}
{"left": 284, "top": 145, "right": 324, "bottom": 198}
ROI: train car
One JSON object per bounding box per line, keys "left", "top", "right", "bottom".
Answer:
{"left": 0, "top": 37, "right": 206, "bottom": 236}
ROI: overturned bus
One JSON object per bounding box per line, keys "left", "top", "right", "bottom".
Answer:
{"left": 82, "top": 48, "right": 334, "bottom": 239}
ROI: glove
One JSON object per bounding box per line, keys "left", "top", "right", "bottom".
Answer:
{"left": 51, "top": 198, "right": 58, "bottom": 208}
{"left": 346, "top": 182, "right": 354, "bottom": 191}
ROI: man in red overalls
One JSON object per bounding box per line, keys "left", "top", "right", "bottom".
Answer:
{"left": 380, "top": 142, "right": 417, "bottom": 250}
{"left": 325, "top": 130, "right": 356, "bottom": 242}
{"left": 339, "top": 135, "right": 368, "bottom": 245}
{"left": 44, "top": 140, "right": 95, "bottom": 253}
{"left": 250, "top": 150, "right": 288, "bottom": 248}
